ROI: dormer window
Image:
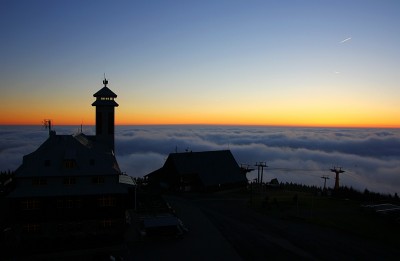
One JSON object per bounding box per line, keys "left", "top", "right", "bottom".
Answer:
{"left": 64, "top": 160, "right": 76, "bottom": 169}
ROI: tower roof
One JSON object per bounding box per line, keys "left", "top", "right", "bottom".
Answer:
{"left": 92, "top": 78, "right": 119, "bottom": 107}
{"left": 93, "top": 86, "right": 117, "bottom": 98}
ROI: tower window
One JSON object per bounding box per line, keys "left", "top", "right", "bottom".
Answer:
{"left": 44, "top": 160, "right": 51, "bottom": 166}
{"left": 90, "top": 159, "right": 95, "bottom": 166}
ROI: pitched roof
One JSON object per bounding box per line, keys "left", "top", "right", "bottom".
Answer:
{"left": 153, "top": 150, "right": 247, "bottom": 187}
{"left": 93, "top": 86, "right": 117, "bottom": 98}
{"left": 15, "top": 133, "right": 121, "bottom": 178}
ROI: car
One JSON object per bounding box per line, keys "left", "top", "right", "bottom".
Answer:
{"left": 137, "top": 214, "right": 188, "bottom": 240}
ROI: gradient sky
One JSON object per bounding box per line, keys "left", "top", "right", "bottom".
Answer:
{"left": 1, "top": 0, "right": 399, "bottom": 127}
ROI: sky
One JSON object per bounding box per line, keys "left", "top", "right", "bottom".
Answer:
{"left": 1, "top": 125, "right": 399, "bottom": 194}
{"left": 1, "top": 0, "right": 400, "bottom": 127}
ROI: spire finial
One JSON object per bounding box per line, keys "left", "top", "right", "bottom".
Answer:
{"left": 103, "top": 73, "right": 108, "bottom": 86}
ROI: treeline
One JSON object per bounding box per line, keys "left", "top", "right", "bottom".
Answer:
{"left": 278, "top": 182, "right": 400, "bottom": 203}
{"left": 0, "top": 170, "right": 14, "bottom": 183}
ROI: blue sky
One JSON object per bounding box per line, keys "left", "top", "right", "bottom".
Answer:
{"left": 1, "top": 0, "right": 400, "bottom": 126}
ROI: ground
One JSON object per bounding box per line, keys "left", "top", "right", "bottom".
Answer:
{"left": 162, "top": 191, "right": 400, "bottom": 260}
{"left": 4, "top": 189, "right": 400, "bottom": 260}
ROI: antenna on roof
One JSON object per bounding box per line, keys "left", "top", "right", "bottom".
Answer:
{"left": 103, "top": 73, "right": 108, "bottom": 86}
{"left": 43, "top": 119, "right": 56, "bottom": 136}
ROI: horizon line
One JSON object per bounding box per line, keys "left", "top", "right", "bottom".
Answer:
{"left": 1, "top": 123, "right": 399, "bottom": 129}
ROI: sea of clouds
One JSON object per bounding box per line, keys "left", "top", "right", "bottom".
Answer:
{"left": 1, "top": 125, "right": 399, "bottom": 194}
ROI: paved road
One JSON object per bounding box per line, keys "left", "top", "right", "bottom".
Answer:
{"left": 165, "top": 193, "right": 400, "bottom": 260}
{"left": 126, "top": 195, "right": 241, "bottom": 261}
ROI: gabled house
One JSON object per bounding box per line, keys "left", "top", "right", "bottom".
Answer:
{"left": 146, "top": 150, "right": 248, "bottom": 192}
{"left": 6, "top": 79, "right": 134, "bottom": 246}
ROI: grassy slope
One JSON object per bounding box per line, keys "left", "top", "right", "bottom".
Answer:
{"left": 246, "top": 188, "right": 400, "bottom": 247}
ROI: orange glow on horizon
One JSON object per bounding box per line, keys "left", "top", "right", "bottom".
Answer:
{"left": 2, "top": 103, "right": 399, "bottom": 128}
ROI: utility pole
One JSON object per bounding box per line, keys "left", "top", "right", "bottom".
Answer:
{"left": 321, "top": 175, "right": 330, "bottom": 190}
{"left": 255, "top": 162, "right": 268, "bottom": 184}
{"left": 330, "top": 166, "right": 345, "bottom": 190}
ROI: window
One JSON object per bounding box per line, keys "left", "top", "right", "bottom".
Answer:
{"left": 63, "top": 177, "right": 76, "bottom": 185}
{"left": 100, "top": 219, "right": 115, "bottom": 229}
{"left": 57, "top": 198, "right": 82, "bottom": 209}
{"left": 21, "top": 199, "right": 40, "bottom": 210}
{"left": 98, "top": 196, "right": 116, "bottom": 207}
{"left": 56, "top": 199, "right": 63, "bottom": 209}
{"left": 63, "top": 160, "right": 76, "bottom": 169}
{"left": 92, "top": 176, "right": 105, "bottom": 184}
{"left": 44, "top": 160, "right": 51, "bottom": 167}
{"left": 90, "top": 159, "right": 95, "bottom": 166}
{"left": 23, "top": 223, "right": 41, "bottom": 233}
{"left": 65, "top": 199, "right": 74, "bottom": 208}
{"left": 32, "top": 178, "right": 47, "bottom": 186}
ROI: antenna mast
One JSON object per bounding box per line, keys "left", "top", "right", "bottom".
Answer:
{"left": 43, "top": 119, "right": 55, "bottom": 136}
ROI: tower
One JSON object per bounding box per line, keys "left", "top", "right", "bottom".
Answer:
{"left": 330, "top": 166, "right": 345, "bottom": 190}
{"left": 92, "top": 78, "right": 119, "bottom": 152}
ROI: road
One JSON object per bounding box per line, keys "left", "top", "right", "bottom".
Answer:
{"left": 164, "top": 193, "right": 399, "bottom": 260}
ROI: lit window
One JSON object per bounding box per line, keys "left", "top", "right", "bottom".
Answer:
{"left": 98, "top": 196, "right": 116, "bottom": 207}
{"left": 21, "top": 199, "right": 40, "bottom": 210}
{"left": 23, "top": 223, "right": 41, "bottom": 233}
{"left": 64, "top": 160, "right": 76, "bottom": 168}
{"left": 100, "top": 219, "right": 114, "bottom": 229}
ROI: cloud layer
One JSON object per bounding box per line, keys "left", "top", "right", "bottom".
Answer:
{"left": 1, "top": 125, "right": 399, "bottom": 194}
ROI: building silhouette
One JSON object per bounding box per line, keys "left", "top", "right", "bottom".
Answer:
{"left": 6, "top": 79, "right": 134, "bottom": 247}
{"left": 146, "top": 150, "right": 248, "bottom": 192}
